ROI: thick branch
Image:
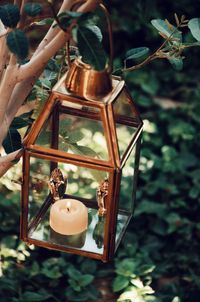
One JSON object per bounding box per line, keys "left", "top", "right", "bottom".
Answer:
{"left": 0, "top": 37, "right": 9, "bottom": 80}
{"left": 7, "top": 72, "right": 41, "bottom": 126}
{"left": 0, "top": 65, "right": 18, "bottom": 123}
{"left": 0, "top": 149, "right": 23, "bottom": 177}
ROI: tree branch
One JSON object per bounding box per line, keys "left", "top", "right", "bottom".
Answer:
{"left": 0, "top": 65, "right": 18, "bottom": 123}
{"left": 6, "top": 72, "right": 41, "bottom": 126}
{"left": 0, "top": 38, "right": 9, "bottom": 81}
{"left": 0, "top": 149, "right": 23, "bottom": 177}
{"left": 17, "top": 31, "right": 69, "bottom": 82}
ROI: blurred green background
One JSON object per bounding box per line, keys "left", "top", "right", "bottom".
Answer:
{"left": 1, "top": 1, "right": 200, "bottom": 301}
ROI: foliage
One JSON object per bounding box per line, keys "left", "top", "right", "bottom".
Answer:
{"left": 1, "top": 1, "right": 200, "bottom": 302}
{"left": 24, "top": 3, "right": 42, "bottom": 17}
{"left": 0, "top": 4, "right": 20, "bottom": 28}
{"left": 6, "top": 30, "right": 29, "bottom": 60}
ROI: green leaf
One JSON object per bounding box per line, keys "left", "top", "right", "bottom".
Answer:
{"left": 40, "top": 78, "right": 52, "bottom": 89}
{"left": 188, "top": 18, "right": 200, "bottom": 41}
{"left": 168, "top": 57, "right": 183, "bottom": 71}
{"left": 42, "top": 268, "right": 62, "bottom": 279}
{"left": 134, "top": 200, "right": 167, "bottom": 217}
{"left": 2, "top": 129, "right": 22, "bottom": 154}
{"left": 24, "top": 3, "right": 42, "bottom": 17}
{"left": 116, "top": 259, "right": 137, "bottom": 277}
{"left": 34, "top": 18, "right": 53, "bottom": 26}
{"left": 68, "top": 131, "right": 84, "bottom": 143}
{"left": 65, "top": 288, "right": 89, "bottom": 301}
{"left": 139, "top": 264, "right": 156, "bottom": 275}
{"left": 7, "top": 30, "right": 29, "bottom": 60}
{"left": 69, "top": 144, "right": 97, "bottom": 157}
{"left": 125, "top": 47, "right": 149, "bottom": 60}
{"left": 67, "top": 267, "right": 82, "bottom": 280}
{"left": 11, "top": 116, "right": 32, "bottom": 129}
{"left": 77, "top": 25, "right": 107, "bottom": 71}
{"left": 0, "top": 4, "right": 20, "bottom": 28}
{"left": 88, "top": 25, "right": 103, "bottom": 42}
{"left": 59, "top": 119, "right": 72, "bottom": 137}
{"left": 79, "top": 274, "right": 94, "bottom": 287}
{"left": 43, "top": 69, "right": 57, "bottom": 82}
{"left": 113, "top": 276, "right": 129, "bottom": 292}
{"left": 69, "top": 279, "right": 81, "bottom": 292}
{"left": 57, "top": 11, "right": 83, "bottom": 30}
{"left": 189, "top": 186, "right": 199, "bottom": 199}
{"left": 21, "top": 291, "right": 51, "bottom": 302}
{"left": 151, "top": 19, "right": 182, "bottom": 41}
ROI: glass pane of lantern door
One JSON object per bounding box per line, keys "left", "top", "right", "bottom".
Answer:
{"left": 28, "top": 155, "right": 109, "bottom": 256}
{"left": 115, "top": 145, "right": 138, "bottom": 248}
{"left": 113, "top": 89, "right": 141, "bottom": 158}
{"left": 34, "top": 101, "right": 109, "bottom": 162}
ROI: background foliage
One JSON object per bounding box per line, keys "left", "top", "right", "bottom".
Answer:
{"left": 1, "top": 0, "right": 200, "bottom": 301}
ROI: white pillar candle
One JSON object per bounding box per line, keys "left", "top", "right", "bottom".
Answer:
{"left": 50, "top": 199, "right": 88, "bottom": 235}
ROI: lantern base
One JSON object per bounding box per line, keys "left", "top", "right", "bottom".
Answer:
{"left": 24, "top": 194, "right": 131, "bottom": 261}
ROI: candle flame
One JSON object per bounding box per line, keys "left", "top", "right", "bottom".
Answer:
{"left": 66, "top": 201, "right": 71, "bottom": 212}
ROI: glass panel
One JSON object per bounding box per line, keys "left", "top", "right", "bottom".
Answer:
{"left": 35, "top": 115, "right": 53, "bottom": 148}
{"left": 28, "top": 156, "right": 109, "bottom": 255}
{"left": 28, "top": 157, "right": 50, "bottom": 224}
{"left": 115, "top": 146, "right": 136, "bottom": 246}
{"left": 113, "top": 89, "right": 140, "bottom": 158}
{"left": 35, "top": 102, "right": 109, "bottom": 161}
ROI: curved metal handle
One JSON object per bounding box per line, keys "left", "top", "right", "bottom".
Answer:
{"left": 66, "top": 1, "right": 113, "bottom": 73}
{"left": 99, "top": 2, "right": 113, "bottom": 73}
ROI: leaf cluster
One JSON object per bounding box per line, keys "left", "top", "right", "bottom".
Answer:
{"left": 0, "top": 3, "right": 42, "bottom": 60}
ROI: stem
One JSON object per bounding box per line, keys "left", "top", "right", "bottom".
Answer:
{"left": 123, "top": 21, "right": 183, "bottom": 73}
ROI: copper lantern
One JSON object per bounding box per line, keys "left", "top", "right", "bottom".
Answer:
{"left": 21, "top": 5, "right": 143, "bottom": 262}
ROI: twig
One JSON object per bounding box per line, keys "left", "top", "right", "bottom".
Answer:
{"left": 122, "top": 20, "right": 183, "bottom": 73}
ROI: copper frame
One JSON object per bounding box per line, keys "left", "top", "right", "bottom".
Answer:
{"left": 21, "top": 74, "right": 143, "bottom": 262}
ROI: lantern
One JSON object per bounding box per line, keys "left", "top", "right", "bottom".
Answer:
{"left": 21, "top": 5, "right": 143, "bottom": 262}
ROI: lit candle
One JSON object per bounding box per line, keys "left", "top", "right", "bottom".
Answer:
{"left": 50, "top": 199, "right": 88, "bottom": 235}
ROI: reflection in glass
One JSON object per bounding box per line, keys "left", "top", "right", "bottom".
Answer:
{"left": 115, "top": 145, "right": 137, "bottom": 247}
{"left": 93, "top": 216, "right": 106, "bottom": 249}
{"left": 35, "top": 103, "right": 109, "bottom": 161}
{"left": 118, "top": 146, "right": 136, "bottom": 212}
{"left": 50, "top": 228, "right": 87, "bottom": 248}
{"left": 113, "top": 89, "right": 139, "bottom": 158}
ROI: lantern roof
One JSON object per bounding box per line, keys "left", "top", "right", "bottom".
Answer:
{"left": 24, "top": 74, "right": 143, "bottom": 169}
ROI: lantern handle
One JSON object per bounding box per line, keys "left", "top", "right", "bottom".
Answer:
{"left": 66, "top": 2, "right": 113, "bottom": 73}
{"left": 99, "top": 2, "right": 113, "bottom": 74}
